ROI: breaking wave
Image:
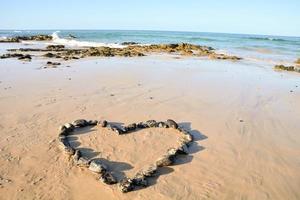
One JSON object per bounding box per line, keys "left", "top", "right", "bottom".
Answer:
{"left": 51, "top": 31, "right": 125, "bottom": 48}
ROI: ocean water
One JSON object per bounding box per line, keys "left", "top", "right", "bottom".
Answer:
{"left": 0, "top": 30, "right": 299, "bottom": 64}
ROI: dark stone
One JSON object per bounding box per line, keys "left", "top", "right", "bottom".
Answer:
{"left": 46, "top": 61, "right": 61, "bottom": 66}
{"left": 145, "top": 120, "right": 157, "bottom": 128}
{"left": 121, "top": 42, "right": 139, "bottom": 45}
{"left": 46, "top": 45, "right": 65, "bottom": 51}
{"left": 156, "top": 154, "right": 175, "bottom": 167}
{"left": 118, "top": 177, "right": 134, "bottom": 193}
{"left": 87, "top": 120, "right": 98, "bottom": 126}
{"left": 124, "top": 123, "right": 137, "bottom": 132}
{"left": 132, "top": 173, "right": 148, "bottom": 187}
{"left": 137, "top": 122, "right": 148, "bottom": 129}
{"left": 43, "top": 53, "right": 56, "bottom": 58}
{"left": 140, "top": 165, "right": 157, "bottom": 177}
{"left": 18, "top": 54, "right": 32, "bottom": 61}
{"left": 166, "top": 119, "right": 178, "bottom": 129}
{"left": 176, "top": 144, "right": 189, "bottom": 155}
{"left": 157, "top": 121, "right": 169, "bottom": 128}
{"left": 98, "top": 120, "right": 108, "bottom": 127}
{"left": 72, "top": 119, "right": 88, "bottom": 127}
{"left": 100, "top": 172, "right": 117, "bottom": 185}
{"left": 89, "top": 160, "right": 107, "bottom": 174}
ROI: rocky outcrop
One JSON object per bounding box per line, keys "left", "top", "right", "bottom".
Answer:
{"left": 296, "top": 58, "right": 300, "bottom": 65}
{"left": 274, "top": 64, "right": 300, "bottom": 73}
{"left": 3, "top": 42, "right": 242, "bottom": 61}
{"left": 0, "top": 35, "right": 53, "bottom": 43}
{"left": 0, "top": 53, "right": 31, "bottom": 61}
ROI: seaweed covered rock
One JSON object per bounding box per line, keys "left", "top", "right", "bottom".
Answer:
{"left": 1, "top": 53, "right": 27, "bottom": 59}
{"left": 274, "top": 65, "right": 300, "bottom": 73}
{"left": 0, "top": 35, "right": 52, "bottom": 43}
{"left": 46, "top": 45, "right": 65, "bottom": 51}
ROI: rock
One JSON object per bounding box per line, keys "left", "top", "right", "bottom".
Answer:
{"left": 98, "top": 120, "right": 108, "bottom": 127}
{"left": 296, "top": 58, "right": 300, "bottom": 65}
{"left": 179, "top": 134, "right": 193, "bottom": 145}
{"left": 46, "top": 61, "right": 61, "bottom": 66}
{"left": 114, "top": 127, "right": 126, "bottom": 135}
{"left": 0, "top": 53, "right": 26, "bottom": 59}
{"left": 274, "top": 64, "right": 300, "bottom": 73}
{"left": 59, "top": 123, "right": 74, "bottom": 136}
{"left": 100, "top": 172, "right": 117, "bottom": 185}
{"left": 107, "top": 124, "right": 125, "bottom": 134}
{"left": 87, "top": 120, "right": 98, "bottom": 126}
{"left": 43, "top": 53, "right": 56, "bottom": 58}
{"left": 157, "top": 122, "right": 169, "bottom": 128}
{"left": 176, "top": 143, "right": 189, "bottom": 155}
{"left": 124, "top": 123, "right": 137, "bottom": 132}
{"left": 156, "top": 154, "right": 175, "bottom": 167}
{"left": 0, "top": 35, "right": 52, "bottom": 43}
{"left": 137, "top": 122, "right": 148, "bottom": 129}
{"left": 166, "top": 119, "right": 178, "bottom": 129}
{"left": 46, "top": 45, "right": 65, "bottom": 51}
{"left": 18, "top": 54, "right": 32, "bottom": 61}
{"left": 209, "top": 53, "right": 242, "bottom": 60}
{"left": 58, "top": 126, "right": 68, "bottom": 137}
{"left": 64, "top": 123, "right": 75, "bottom": 131}
{"left": 118, "top": 177, "right": 134, "bottom": 193}
{"left": 89, "top": 160, "right": 107, "bottom": 174}
{"left": 132, "top": 173, "right": 148, "bottom": 187}
{"left": 72, "top": 119, "right": 88, "bottom": 127}
{"left": 121, "top": 42, "right": 139, "bottom": 45}
{"left": 145, "top": 120, "right": 157, "bottom": 128}
{"left": 177, "top": 127, "right": 189, "bottom": 135}
{"left": 140, "top": 164, "right": 157, "bottom": 177}
{"left": 76, "top": 157, "right": 90, "bottom": 167}
{"left": 167, "top": 148, "right": 178, "bottom": 156}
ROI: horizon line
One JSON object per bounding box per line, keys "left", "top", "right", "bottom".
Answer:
{"left": 0, "top": 29, "right": 299, "bottom": 38}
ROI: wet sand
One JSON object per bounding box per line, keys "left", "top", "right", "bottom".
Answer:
{"left": 0, "top": 44, "right": 300, "bottom": 199}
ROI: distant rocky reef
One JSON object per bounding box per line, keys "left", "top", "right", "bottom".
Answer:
{"left": 0, "top": 35, "right": 53, "bottom": 43}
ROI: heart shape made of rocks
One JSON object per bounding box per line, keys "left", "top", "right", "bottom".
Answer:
{"left": 58, "top": 119, "right": 194, "bottom": 193}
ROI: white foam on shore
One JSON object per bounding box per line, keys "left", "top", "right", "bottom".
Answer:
{"left": 50, "top": 31, "right": 126, "bottom": 48}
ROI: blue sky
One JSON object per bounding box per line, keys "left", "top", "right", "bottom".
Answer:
{"left": 1, "top": 0, "right": 299, "bottom": 36}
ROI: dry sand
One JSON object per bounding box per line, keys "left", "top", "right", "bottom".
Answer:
{"left": 0, "top": 44, "right": 300, "bottom": 199}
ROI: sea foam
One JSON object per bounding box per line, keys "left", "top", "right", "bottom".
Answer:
{"left": 51, "top": 31, "right": 125, "bottom": 48}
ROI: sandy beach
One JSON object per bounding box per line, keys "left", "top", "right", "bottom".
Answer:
{"left": 0, "top": 40, "right": 299, "bottom": 200}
